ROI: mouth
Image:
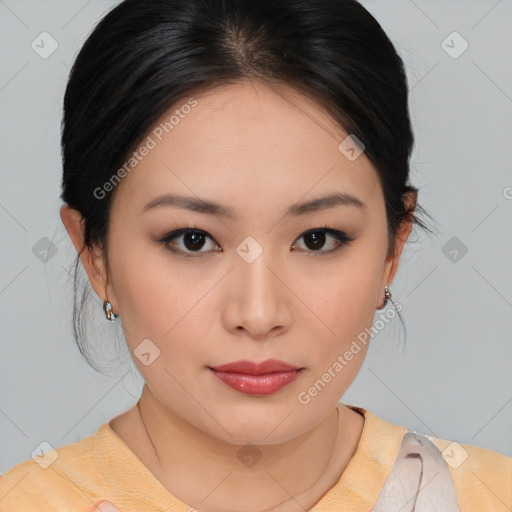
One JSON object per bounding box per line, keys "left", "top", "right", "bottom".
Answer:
{"left": 208, "top": 359, "right": 305, "bottom": 396}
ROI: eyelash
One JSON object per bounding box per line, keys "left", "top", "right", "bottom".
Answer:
{"left": 157, "top": 224, "right": 355, "bottom": 258}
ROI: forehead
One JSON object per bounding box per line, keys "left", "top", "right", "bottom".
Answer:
{"left": 111, "top": 80, "right": 383, "bottom": 222}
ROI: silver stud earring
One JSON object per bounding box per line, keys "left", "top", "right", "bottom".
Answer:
{"left": 378, "top": 286, "right": 392, "bottom": 310}
{"left": 103, "top": 299, "right": 116, "bottom": 321}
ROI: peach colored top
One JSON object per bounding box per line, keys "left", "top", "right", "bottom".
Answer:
{"left": 1, "top": 406, "right": 510, "bottom": 511}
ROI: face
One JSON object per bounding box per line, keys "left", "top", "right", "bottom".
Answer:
{"left": 67, "top": 80, "right": 410, "bottom": 445}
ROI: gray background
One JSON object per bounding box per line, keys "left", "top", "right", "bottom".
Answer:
{"left": 1, "top": 0, "right": 511, "bottom": 476}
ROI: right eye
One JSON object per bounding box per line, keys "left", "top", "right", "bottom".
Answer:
{"left": 158, "top": 228, "right": 222, "bottom": 257}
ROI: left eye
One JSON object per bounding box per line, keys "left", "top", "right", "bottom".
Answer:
{"left": 292, "top": 227, "right": 354, "bottom": 255}
{"left": 158, "top": 227, "right": 354, "bottom": 257}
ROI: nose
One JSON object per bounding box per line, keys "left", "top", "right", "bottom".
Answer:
{"left": 221, "top": 241, "right": 293, "bottom": 341}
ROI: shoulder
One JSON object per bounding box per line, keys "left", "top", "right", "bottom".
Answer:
{"left": 0, "top": 425, "right": 112, "bottom": 511}
{"left": 429, "top": 435, "right": 512, "bottom": 510}
{"left": 352, "top": 406, "right": 512, "bottom": 511}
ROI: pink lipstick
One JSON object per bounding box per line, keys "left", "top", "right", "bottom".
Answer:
{"left": 208, "top": 359, "right": 303, "bottom": 396}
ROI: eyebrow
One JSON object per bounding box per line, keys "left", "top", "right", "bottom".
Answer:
{"left": 142, "top": 192, "right": 367, "bottom": 219}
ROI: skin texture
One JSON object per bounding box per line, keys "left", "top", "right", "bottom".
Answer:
{"left": 61, "top": 79, "right": 416, "bottom": 512}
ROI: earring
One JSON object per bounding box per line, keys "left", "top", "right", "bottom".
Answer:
{"left": 103, "top": 299, "right": 116, "bottom": 321}
{"left": 378, "top": 286, "right": 392, "bottom": 310}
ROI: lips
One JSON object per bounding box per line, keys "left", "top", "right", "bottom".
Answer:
{"left": 208, "top": 359, "right": 304, "bottom": 396}
{"left": 209, "top": 359, "right": 301, "bottom": 375}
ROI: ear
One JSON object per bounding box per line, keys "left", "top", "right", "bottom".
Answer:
{"left": 377, "top": 190, "right": 417, "bottom": 307}
{"left": 60, "top": 205, "right": 114, "bottom": 309}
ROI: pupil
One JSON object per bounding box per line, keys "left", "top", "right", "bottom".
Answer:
{"left": 184, "top": 231, "right": 205, "bottom": 250}
{"left": 305, "top": 231, "right": 325, "bottom": 251}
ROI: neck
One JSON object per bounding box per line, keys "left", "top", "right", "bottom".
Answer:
{"left": 130, "top": 385, "right": 361, "bottom": 512}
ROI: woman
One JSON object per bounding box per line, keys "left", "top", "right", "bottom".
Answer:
{"left": 1, "top": 0, "right": 510, "bottom": 511}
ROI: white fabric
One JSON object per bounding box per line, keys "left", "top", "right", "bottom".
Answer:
{"left": 371, "top": 431, "right": 460, "bottom": 511}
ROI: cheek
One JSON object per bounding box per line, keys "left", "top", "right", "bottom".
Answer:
{"left": 111, "top": 257, "right": 173, "bottom": 336}
{"left": 108, "top": 236, "right": 216, "bottom": 369}
{"left": 107, "top": 233, "right": 185, "bottom": 343}
{"left": 301, "top": 239, "right": 384, "bottom": 378}
{"left": 309, "top": 248, "right": 383, "bottom": 334}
